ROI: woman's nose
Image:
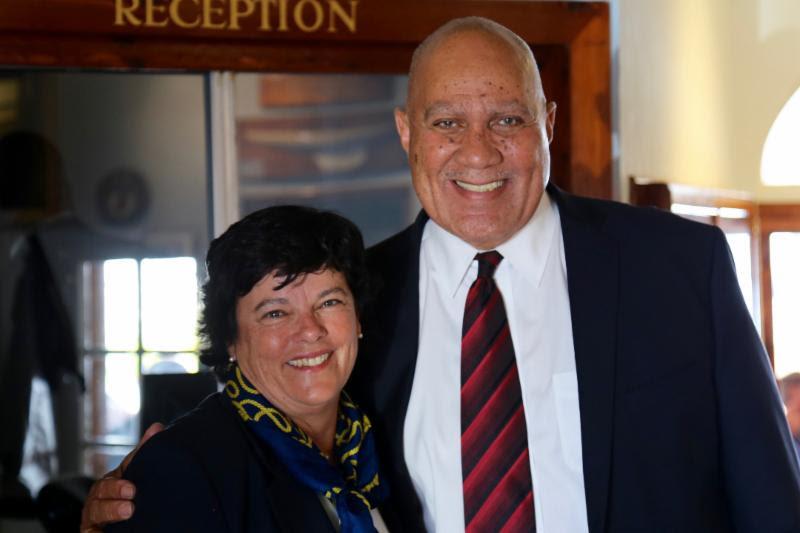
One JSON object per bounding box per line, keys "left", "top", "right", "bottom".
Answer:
{"left": 297, "top": 312, "right": 327, "bottom": 342}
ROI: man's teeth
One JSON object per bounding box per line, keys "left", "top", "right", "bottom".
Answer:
{"left": 455, "top": 180, "right": 504, "bottom": 192}
{"left": 287, "top": 352, "right": 331, "bottom": 368}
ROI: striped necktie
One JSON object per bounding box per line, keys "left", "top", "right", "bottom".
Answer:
{"left": 461, "top": 251, "right": 536, "bottom": 532}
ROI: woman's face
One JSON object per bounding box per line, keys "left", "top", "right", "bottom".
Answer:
{"left": 229, "top": 269, "right": 360, "bottom": 423}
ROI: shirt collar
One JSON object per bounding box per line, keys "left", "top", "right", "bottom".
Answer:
{"left": 420, "top": 190, "right": 559, "bottom": 298}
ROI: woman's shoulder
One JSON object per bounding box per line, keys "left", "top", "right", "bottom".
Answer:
{"left": 126, "top": 393, "right": 245, "bottom": 474}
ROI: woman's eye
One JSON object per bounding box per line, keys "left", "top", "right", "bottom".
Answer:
{"left": 263, "top": 310, "right": 285, "bottom": 319}
{"left": 321, "top": 299, "right": 343, "bottom": 308}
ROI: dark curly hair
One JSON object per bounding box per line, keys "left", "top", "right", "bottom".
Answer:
{"left": 199, "top": 205, "right": 370, "bottom": 379}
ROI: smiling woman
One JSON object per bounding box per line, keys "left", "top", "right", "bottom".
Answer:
{"left": 105, "top": 205, "right": 389, "bottom": 533}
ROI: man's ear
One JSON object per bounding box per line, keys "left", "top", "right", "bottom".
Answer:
{"left": 394, "top": 107, "right": 411, "bottom": 154}
{"left": 545, "top": 101, "right": 557, "bottom": 145}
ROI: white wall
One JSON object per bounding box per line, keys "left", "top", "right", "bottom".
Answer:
{"left": 617, "top": 0, "right": 800, "bottom": 203}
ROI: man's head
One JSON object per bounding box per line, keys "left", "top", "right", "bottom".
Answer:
{"left": 781, "top": 373, "right": 800, "bottom": 408}
{"left": 396, "top": 17, "right": 556, "bottom": 250}
{"left": 780, "top": 373, "right": 800, "bottom": 437}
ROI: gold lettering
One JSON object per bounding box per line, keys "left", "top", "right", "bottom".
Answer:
{"left": 115, "top": 0, "right": 142, "bottom": 26}
{"left": 294, "top": 0, "right": 323, "bottom": 32}
{"left": 230, "top": 0, "right": 255, "bottom": 29}
{"left": 170, "top": 0, "right": 201, "bottom": 28}
{"left": 327, "top": 0, "right": 357, "bottom": 33}
{"left": 254, "top": 0, "right": 277, "bottom": 30}
{"left": 277, "top": 0, "right": 289, "bottom": 31}
{"left": 144, "top": 0, "right": 169, "bottom": 27}
{"left": 202, "top": 0, "right": 227, "bottom": 29}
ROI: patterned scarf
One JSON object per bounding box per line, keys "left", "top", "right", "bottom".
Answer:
{"left": 224, "top": 365, "right": 388, "bottom": 532}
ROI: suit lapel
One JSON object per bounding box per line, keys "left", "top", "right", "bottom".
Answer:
{"left": 550, "top": 185, "right": 618, "bottom": 533}
{"left": 360, "top": 211, "right": 428, "bottom": 531}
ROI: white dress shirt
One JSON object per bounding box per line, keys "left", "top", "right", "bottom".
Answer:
{"left": 404, "top": 192, "right": 590, "bottom": 533}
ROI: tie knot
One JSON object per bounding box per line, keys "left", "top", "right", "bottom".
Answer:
{"left": 475, "top": 251, "right": 503, "bottom": 279}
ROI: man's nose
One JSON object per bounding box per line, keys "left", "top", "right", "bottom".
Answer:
{"left": 455, "top": 126, "right": 502, "bottom": 168}
{"left": 297, "top": 312, "right": 327, "bottom": 342}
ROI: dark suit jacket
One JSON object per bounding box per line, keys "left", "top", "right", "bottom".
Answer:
{"left": 106, "top": 393, "right": 339, "bottom": 532}
{"left": 350, "top": 184, "right": 800, "bottom": 532}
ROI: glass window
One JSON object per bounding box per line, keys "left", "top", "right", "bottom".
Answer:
{"left": 83, "top": 257, "right": 201, "bottom": 475}
{"left": 771, "top": 232, "right": 800, "bottom": 378}
{"left": 724, "top": 232, "right": 756, "bottom": 320}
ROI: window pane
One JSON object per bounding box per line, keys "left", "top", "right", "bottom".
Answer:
{"left": 141, "top": 257, "right": 199, "bottom": 351}
{"left": 142, "top": 352, "right": 199, "bottom": 375}
{"left": 83, "top": 353, "right": 140, "bottom": 444}
{"left": 771, "top": 232, "right": 800, "bottom": 378}
{"left": 724, "top": 232, "right": 755, "bottom": 319}
{"left": 103, "top": 259, "right": 140, "bottom": 351}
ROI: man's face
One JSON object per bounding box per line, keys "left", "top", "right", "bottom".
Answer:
{"left": 396, "top": 30, "right": 556, "bottom": 250}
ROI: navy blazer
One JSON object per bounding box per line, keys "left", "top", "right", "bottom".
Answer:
{"left": 350, "top": 184, "right": 800, "bottom": 532}
{"left": 107, "top": 393, "right": 340, "bottom": 532}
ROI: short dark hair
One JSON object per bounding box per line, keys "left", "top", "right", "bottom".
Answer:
{"left": 199, "top": 205, "right": 369, "bottom": 378}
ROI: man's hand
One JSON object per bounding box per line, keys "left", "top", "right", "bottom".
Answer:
{"left": 80, "top": 422, "right": 164, "bottom": 533}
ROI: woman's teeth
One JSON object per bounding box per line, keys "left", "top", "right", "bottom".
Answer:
{"left": 455, "top": 180, "right": 505, "bottom": 192}
{"left": 287, "top": 352, "right": 331, "bottom": 368}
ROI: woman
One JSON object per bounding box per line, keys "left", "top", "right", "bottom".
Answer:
{"left": 107, "top": 206, "right": 389, "bottom": 532}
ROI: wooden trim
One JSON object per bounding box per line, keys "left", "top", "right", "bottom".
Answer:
{"left": 0, "top": 1, "right": 606, "bottom": 70}
{"left": 760, "top": 226, "right": 774, "bottom": 362}
{"left": 759, "top": 204, "right": 800, "bottom": 233}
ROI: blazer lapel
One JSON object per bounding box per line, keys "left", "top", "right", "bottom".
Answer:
{"left": 550, "top": 185, "right": 618, "bottom": 533}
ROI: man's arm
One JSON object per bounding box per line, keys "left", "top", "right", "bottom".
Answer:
{"left": 80, "top": 423, "right": 164, "bottom": 533}
{"left": 710, "top": 228, "right": 800, "bottom": 529}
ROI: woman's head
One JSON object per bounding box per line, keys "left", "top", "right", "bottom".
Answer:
{"left": 199, "top": 206, "right": 369, "bottom": 417}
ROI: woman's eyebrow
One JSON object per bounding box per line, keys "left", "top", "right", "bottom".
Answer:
{"left": 318, "top": 287, "right": 347, "bottom": 299}
{"left": 253, "top": 297, "right": 288, "bottom": 312}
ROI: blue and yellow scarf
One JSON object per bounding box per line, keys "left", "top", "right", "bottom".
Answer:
{"left": 224, "top": 365, "right": 388, "bottom": 532}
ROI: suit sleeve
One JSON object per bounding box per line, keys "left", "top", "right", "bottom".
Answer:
{"left": 106, "top": 433, "right": 229, "bottom": 533}
{"left": 710, "top": 227, "right": 800, "bottom": 530}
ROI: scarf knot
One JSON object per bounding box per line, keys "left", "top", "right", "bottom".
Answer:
{"left": 224, "top": 365, "right": 388, "bottom": 532}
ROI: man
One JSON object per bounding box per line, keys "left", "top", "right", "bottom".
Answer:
{"left": 780, "top": 373, "right": 800, "bottom": 461}
{"left": 82, "top": 17, "right": 800, "bottom": 532}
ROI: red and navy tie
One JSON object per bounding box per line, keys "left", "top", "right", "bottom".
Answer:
{"left": 461, "top": 251, "right": 535, "bottom": 532}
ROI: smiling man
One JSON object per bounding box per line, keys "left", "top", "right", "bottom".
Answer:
{"left": 82, "top": 17, "right": 800, "bottom": 533}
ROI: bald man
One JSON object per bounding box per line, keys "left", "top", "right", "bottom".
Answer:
{"left": 82, "top": 17, "right": 800, "bottom": 532}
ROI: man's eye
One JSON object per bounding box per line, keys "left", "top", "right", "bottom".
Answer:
{"left": 263, "top": 310, "right": 285, "bottom": 319}
{"left": 496, "top": 116, "right": 523, "bottom": 127}
{"left": 321, "top": 299, "right": 343, "bottom": 308}
{"left": 432, "top": 119, "right": 457, "bottom": 130}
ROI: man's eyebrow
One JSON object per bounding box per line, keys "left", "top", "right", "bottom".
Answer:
{"left": 423, "top": 100, "right": 532, "bottom": 121}
{"left": 253, "top": 297, "right": 288, "bottom": 312}
{"left": 424, "top": 102, "right": 459, "bottom": 120}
